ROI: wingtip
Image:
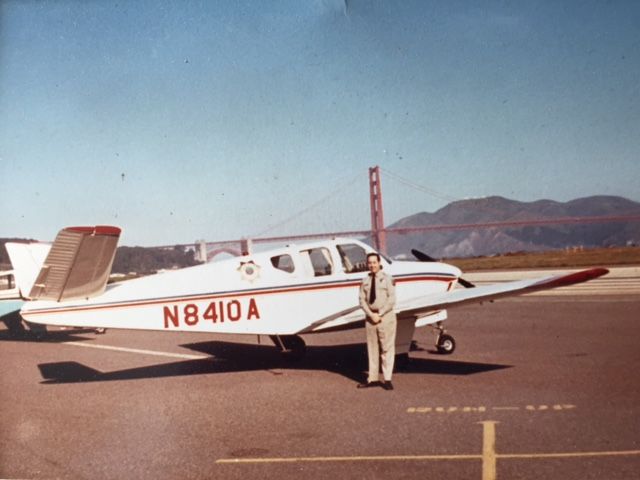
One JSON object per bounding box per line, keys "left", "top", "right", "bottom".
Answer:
{"left": 589, "top": 267, "right": 610, "bottom": 278}
{"left": 535, "top": 267, "right": 609, "bottom": 289}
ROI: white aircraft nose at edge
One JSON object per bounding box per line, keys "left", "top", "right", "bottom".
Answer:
{"left": 4, "top": 225, "right": 608, "bottom": 359}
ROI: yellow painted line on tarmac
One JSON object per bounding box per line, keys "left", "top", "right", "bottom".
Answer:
{"left": 216, "top": 420, "right": 640, "bottom": 473}
{"left": 216, "top": 453, "right": 482, "bottom": 464}
{"left": 62, "top": 341, "right": 210, "bottom": 360}
{"left": 407, "top": 404, "right": 576, "bottom": 414}
{"left": 481, "top": 421, "right": 497, "bottom": 480}
{"left": 500, "top": 450, "right": 640, "bottom": 459}
{"left": 216, "top": 447, "right": 640, "bottom": 466}
{"left": 407, "top": 406, "right": 487, "bottom": 413}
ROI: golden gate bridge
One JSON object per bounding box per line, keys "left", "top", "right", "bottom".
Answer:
{"left": 155, "top": 166, "right": 640, "bottom": 261}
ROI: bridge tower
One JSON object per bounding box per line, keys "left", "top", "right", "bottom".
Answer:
{"left": 369, "top": 165, "right": 387, "bottom": 255}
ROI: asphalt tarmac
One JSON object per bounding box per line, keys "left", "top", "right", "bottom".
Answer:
{"left": 1, "top": 295, "right": 639, "bottom": 479}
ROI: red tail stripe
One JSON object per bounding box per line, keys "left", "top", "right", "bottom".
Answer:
{"left": 66, "top": 226, "right": 121, "bottom": 236}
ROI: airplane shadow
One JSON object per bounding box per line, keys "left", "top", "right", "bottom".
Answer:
{"left": 38, "top": 340, "right": 511, "bottom": 385}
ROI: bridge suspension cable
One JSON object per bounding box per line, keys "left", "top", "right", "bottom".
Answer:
{"left": 380, "top": 167, "right": 460, "bottom": 203}
{"left": 251, "top": 171, "right": 364, "bottom": 238}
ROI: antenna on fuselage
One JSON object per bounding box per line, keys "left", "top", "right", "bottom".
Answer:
{"left": 241, "top": 238, "right": 253, "bottom": 256}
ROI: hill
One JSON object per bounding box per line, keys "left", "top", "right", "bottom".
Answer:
{"left": 386, "top": 195, "right": 640, "bottom": 259}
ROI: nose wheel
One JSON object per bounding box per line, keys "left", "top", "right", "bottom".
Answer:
{"left": 434, "top": 322, "right": 456, "bottom": 355}
{"left": 436, "top": 333, "right": 456, "bottom": 354}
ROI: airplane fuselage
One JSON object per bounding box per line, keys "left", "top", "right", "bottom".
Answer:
{"left": 19, "top": 238, "right": 461, "bottom": 334}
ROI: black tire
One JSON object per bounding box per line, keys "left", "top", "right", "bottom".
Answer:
{"left": 436, "top": 334, "right": 456, "bottom": 355}
{"left": 280, "top": 335, "right": 307, "bottom": 361}
{"left": 395, "top": 353, "right": 410, "bottom": 371}
{"left": 24, "top": 320, "right": 48, "bottom": 340}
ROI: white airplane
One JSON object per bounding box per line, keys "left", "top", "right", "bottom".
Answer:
{"left": 0, "top": 269, "right": 23, "bottom": 318}
{"left": 0, "top": 269, "right": 18, "bottom": 301}
{"left": 5, "top": 225, "right": 609, "bottom": 358}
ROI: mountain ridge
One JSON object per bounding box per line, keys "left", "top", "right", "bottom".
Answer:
{"left": 387, "top": 195, "right": 640, "bottom": 258}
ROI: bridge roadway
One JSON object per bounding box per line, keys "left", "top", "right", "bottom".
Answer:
{"left": 0, "top": 285, "right": 639, "bottom": 479}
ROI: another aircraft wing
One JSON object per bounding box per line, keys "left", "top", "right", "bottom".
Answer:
{"left": 396, "top": 267, "right": 609, "bottom": 318}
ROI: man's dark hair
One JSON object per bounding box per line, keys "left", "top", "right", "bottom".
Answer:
{"left": 366, "top": 252, "right": 381, "bottom": 262}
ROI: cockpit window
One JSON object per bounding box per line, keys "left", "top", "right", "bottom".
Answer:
{"left": 302, "top": 247, "right": 333, "bottom": 276}
{"left": 336, "top": 244, "right": 369, "bottom": 273}
{"left": 271, "top": 254, "right": 295, "bottom": 273}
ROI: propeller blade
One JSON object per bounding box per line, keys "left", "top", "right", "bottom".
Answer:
{"left": 411, "top": 249, "right": 437, "bottom": 262}
{"left": 412, "top": 248, "right": 476, "bottom": 288}
{"left": 457, "top": 277, "right": 476, "bottom": 289}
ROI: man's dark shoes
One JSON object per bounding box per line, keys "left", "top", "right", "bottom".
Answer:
{"left": 382, "top": 381, "right": 394, "bottom": 391}
{"left": 357, "top": 381, "right": 378, "bottom": 389}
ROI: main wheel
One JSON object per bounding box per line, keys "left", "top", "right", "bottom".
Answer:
{"left": 395, "top": 353, "right": 410, "bottom": 371}
{"left": 279, "top": 335, "right": 307, "bottom": 361}
{"left": 436, "top": 334, "right": 456, "bottom": 355}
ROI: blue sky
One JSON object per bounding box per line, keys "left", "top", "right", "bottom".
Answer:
{"left": 1, "top": 0, "right": 639, "bottom": 246}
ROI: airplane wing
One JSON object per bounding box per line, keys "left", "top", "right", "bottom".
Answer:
{"left": 300, "top": 306, "right": 365, "bottom": 333}
{"left": 305, "top": 267, "right": 608, "bottom": 333}
{"left": 396, "top": 267, "right": 609, "bottom": 318}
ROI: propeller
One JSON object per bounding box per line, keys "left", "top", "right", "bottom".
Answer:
{"left": 456, "top": 276, "right": 476, "bottom": 289}
{"left": 410, "top": 249, "right": 437, "bottom": 262}
{"left": 411, "top": 248, "right": 476, "bottom": 289}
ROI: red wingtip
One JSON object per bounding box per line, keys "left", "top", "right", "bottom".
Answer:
{"left": 537, "top": 267, "right": 609, "bottom": 289}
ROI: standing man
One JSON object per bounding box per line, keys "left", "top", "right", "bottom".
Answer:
{"left": 358, "top": 252, "right": 397, "bottom": 391}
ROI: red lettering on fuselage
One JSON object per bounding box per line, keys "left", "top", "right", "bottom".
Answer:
{"left": 162, "top": 298, "right": 260, "bottom": 328}
{"left": 184, "top": 304, "right": 198, "bottom": 325}
{"left": 227, "top": 300, "right": 241, "bottom": 321}
{"left": 247, "top": 298, "right": 260, "bottom": 320}
{"left": 163, "top": 306, "right": 179, "bottom": 328}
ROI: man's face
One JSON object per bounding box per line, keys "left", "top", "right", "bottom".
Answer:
{"left": 367, "top": 255, "right": 381, "bottom": 274}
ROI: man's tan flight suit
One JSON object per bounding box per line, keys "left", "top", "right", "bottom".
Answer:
{"left": 359, "top": 270, "right": 397, "bottom": 383}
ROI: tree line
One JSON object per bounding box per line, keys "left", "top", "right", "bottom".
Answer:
{"left": 1, "top": 240, "right": 199, "bottom": 274}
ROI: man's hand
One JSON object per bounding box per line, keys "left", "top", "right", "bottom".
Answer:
{"left": 370, "top": 313, "right": 381, "bottom": 324}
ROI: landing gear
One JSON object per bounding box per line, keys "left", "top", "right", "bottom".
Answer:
{"left": 24, "top": 321, "right": 48, "bottom": 340}
{"left": 436, "top": 333, "right": 456, "bottom": 354}
{"left": 434, "top": 322, "right": 456, "bottom": 355}
{"left": 270, "top": 335, "right": 307, "bottom": 361}
{"left": 395, "top": 353, "right": 410, "bottom": 371}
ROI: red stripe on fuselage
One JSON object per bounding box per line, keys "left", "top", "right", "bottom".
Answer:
{"left": 21, "top": 275, "right": 454, "bottom": 317}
